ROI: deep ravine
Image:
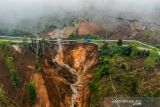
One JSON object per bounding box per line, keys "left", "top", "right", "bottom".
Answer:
{"left": 55, "top": 31, "right": 81, "bottom": 107}
{"left": 55, "top": 51, "right": 80, "bottom": 107}
{"left": 34, "top": 41, "right": 99, "bottom": 107}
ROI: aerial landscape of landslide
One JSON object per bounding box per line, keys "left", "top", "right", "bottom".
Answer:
{"left": 0, "top": 19, "right": 160, "bottom": 107}
{"left": 1, "top": 0, "right": 160, "bottom": 107}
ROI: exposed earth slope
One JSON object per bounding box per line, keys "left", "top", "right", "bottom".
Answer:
{"left": 0, "top": 43, "right": 99, "bottom": 107}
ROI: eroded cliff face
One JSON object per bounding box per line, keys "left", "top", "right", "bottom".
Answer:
{"left": 0, "top": 46, "right": 36, "bottom": 106}
{"left": 41, "top": 43, "right": 99, "bottom": 107}
{"left": 0, "top": 43, "right": 99, "bottom": 107}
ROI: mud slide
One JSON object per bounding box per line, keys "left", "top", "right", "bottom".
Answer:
{"left": 55, "top": 52, "right": 80, "bottom": 107}
{"left": 53, "top": 44, "right": 99, "bottom": 107}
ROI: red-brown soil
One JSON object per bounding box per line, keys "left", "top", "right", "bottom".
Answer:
{"left": 0, "top": 46, "right": 36, "bottom": 106}
{"left": 77, "top": 21, "right": 106, "bottom": 36}
{"left": 0, "top": 43, "right": 99, "bottom": 107}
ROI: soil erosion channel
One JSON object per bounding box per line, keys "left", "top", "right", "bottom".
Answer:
{"left": 43, "top": 42, "right": 99, "bottom": 107}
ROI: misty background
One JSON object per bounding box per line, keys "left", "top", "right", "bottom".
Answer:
{"left": 0, "top": 0, "right": 160, "bottom": 33}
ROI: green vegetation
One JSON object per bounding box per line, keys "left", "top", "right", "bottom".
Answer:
{"left": 122, "top": 46, "right": 133, "bottom": 56}
{"left": 114, "top": 73, "right": 140, "bottom": 96}
{"left": 89, "top": 41, "right": 160, "bottom": 107}
{"left": 89, "top": 44, "right": 119, "bottom": 106}
{"left": 101, "top": 43, "right": 123, "bottom": 56}
{"left": 68, "top": 33, "right": 103, "bottom": 40}
{"left": 117, "top": 39, "right": 123, "bottom": 46}
{"left": 0, "top": 38, "right": 23, "bottom": 45}
{"left": 120, "top": 63, "right": 127, "bottom": 71}
{"left": 100, "top": 43, "right": 142, "bottom": 58}
{"left": 28, "top": 81, "right": 36, "bottom": 105}
{"left": 4, "top": 57, "right": 21, "bottom": 88}
{"left": 144, "top": 50, "right": 160, "bottom": 71}
{"left": 0, "top": 28, "right": 32, "bottom": 36}
{"left": 68, "top": 33, "right": 81, "bottom": 39}
{"left": 0, "top": 46, "right": 21, "bottom": 88}
{"left": 10, "top": 69, "right": 21, "bottom": 87}
{"left": 0, "top": 40, "right": 10, "bottom": 45}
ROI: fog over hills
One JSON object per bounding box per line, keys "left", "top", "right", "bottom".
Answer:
{"left": 0, "top": 0, "right": 160, "bottom": 30}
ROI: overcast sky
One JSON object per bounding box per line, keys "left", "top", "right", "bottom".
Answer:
{"left": 0, "top": 0, "right": 159, "bottom": 24}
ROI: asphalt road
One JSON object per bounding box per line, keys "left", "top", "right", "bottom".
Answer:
{"left": 0, "top": 36, "right": 159, "bottom": 53}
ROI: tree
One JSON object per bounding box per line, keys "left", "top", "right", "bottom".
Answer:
{"left": 144, "top": 50, "right": 150, "bottom": 57}
{"left": 122, "top": 46, "right": 133, "bottom": 56}
{"left": 68, "top": 32, "right": 80, "bottom": 39}
{"left": 101, "top": 44, "right": 109, "bottom": 56}
{"left": 89, "top": 81, "right": 99, "bottom": 92}
{"left": 28, "top": 82, "right": 36, "bottom": 105}
{"left": 10, "top": 69, "right": 21, "bottom": 88}
{"left": 120, "top": 64, "right": 127, "bottom": 71}
{"left": 99, "top": 66, "right": 109, "bottom": 78}
{"left": 117, "top": 39, "right": 123, "bottom": 46}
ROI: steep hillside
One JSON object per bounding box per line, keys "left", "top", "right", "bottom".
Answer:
{"left": 0, "top": 45, "right": 36, "bottom": 106}
{"left": 106, "top": 23, "right": 160, "bottom": 46}
{"left": 89, "top": 42, "right": 160, "bottom": 107}
{"left": 0, "top": 43, "right": 99, "bottom": 107}
{"left": 40, "top": 20, "right": 160, "bottom": 47}
{"left": 40, "top": 21, "right": 106, "bottom": 39}
{"left": 41, "top": 43, "right": 99, "bottom": 107}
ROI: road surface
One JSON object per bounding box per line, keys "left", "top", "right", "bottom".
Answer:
{"left": 0, "top": 36, "right": 159, "bottom": 53}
